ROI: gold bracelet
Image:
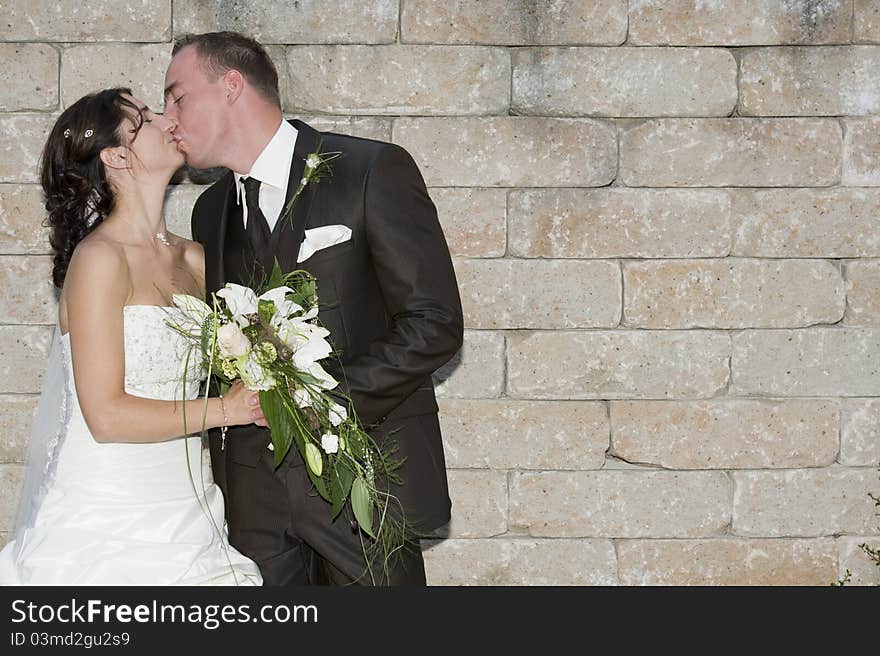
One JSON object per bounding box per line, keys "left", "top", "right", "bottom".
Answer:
{"left": 219, "top": 394, "right": 229, "bottom": 451}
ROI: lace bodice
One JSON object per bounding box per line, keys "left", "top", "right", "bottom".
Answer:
{"left": 61, "top": 305, "right": 205, "bottom": 401}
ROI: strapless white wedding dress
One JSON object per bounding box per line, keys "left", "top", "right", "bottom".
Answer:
{"left": 0, "top": 305, "right": 262, "bottom": 585}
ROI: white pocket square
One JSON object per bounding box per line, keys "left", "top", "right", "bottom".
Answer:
{"left": 296, "top": 225, "right": 352, "bottom": 263}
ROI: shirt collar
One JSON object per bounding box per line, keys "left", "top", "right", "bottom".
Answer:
{"left": 233, "top": 120, "right": 298, "bottom": 204}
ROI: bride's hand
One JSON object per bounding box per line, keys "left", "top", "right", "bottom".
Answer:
{"left": 222, "top": 380, "right": 268, "bottom": 427}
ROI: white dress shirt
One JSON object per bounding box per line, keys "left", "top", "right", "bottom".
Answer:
{"left": 233, "top": 120, "right": 298, "bottom": 232}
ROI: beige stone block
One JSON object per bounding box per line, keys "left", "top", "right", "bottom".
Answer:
{"left": 393, "top": 117, "right": 617, "bottom": 187}
{"left": 611, "top": 399, "right": 839, "bottom": 469}
{"left": 731, "top": 329, "right": 880, "bottom": 396}
{"left": 0, "top": 115, "right": 57, "bottom": 184}
{"left": 0, "top": 256, "right": 56, "bottom": 324}
{"left": 731, "top": 188, "right": 880, "bottom": 257}
{"left": 455, "top": 259, "right": 620, "bottom": 329}
{"left": 845, "top": 259, "right": 880, "bottom": 326}
{"left": 281, "top": 46, "right": 509, "bottom": 116}
{"left": 430, "top": 188, "right": 506, "bottom": 258}
{"left": 433, "top": 470, "right": 507, "bottom": 539}
{"left": 401, "top": 0, "right": 627, "bottom": 45}
{"left": 628, "top": 0, "right": 852, "bottom": 45}
{"left": 62, "top": 45, "right": 170, "bottom": 110}
{"left": 623, "top": 259, "right": 845, "bottom": 329}
{"left": 423, "top": 538, "right": 618, "bottom": 585}
{"left": 733, "top": 468, "right": 880, "bottom": 537}
{"left": 294, "top": 115, "right": 392, "bottom": 142}
{"left": 741, "top": 46, "right": 880, "bottom": 116}
{"left": 0, "top": 44, "right": 57, "bottom": 112}
{"left": 512, "top": 47, "right": 736, "bottom": 117}
{"left": 507, "top": 330, "right": 730, "bottom": 400}
{"left": 0, "top": 326, "right": 54, "bottom": 394}
{"left": 509, "top": 188, "right": 731, "bottom": 258}
{"left": 843, "top": 117, "right": 880, "bottom": 186}
{"left": 618, "top": 538, "right": 838, "bottom": 585}
{"left": 620, "top": 119, "right": 842, "bottom": 187}
{"left": 438, "top": 399, "right": 609, "bottom": 469}
{"left": 840, "top": 399, "right": 880, "bottom": 466}
{"left": 855, "top": 0, "right": 880, "bottom": 43}
{"left": 838, "top": 537, "right": 880, "bottom": 585}
{"left": 0, "top": 532, "right": 7, "bottom": 550}
{"left": 0, "top": 395, "right": 38, "bottom": 463}
{"left": 433, "top": 330, "right": 504, "bottom": 399}
{"left": 174, "top": 0, "right": 398, "bottom": 44}
{"left": 510, "top": 470, "right": 731, "bottom": 538}
{"left": 0, "top": 0, "right": 171, "bottom": 42}
{"left": 0, "top": 464, "right": 23, "bottom": 531}
{"left": 0, "top": 185, "right": 51, "bottom": 255}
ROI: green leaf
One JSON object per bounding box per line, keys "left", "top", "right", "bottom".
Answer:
{"left": 289, "top": 275, "right": 317, "bottom": 310}
{"left": 265, "top": 259, "right": 285, "bottom": 291}
{"left": 328, "top": 461, "right": 355, "bottom": 520}
{"left": 258, "top": 389, "right": 293, "bottom": 469}
{"left": 351, "top": 476, "right": 375, "bottom": 539}
{"left": 306, "top": 460, "right": 330, "bottom": 502}
{"left": 305, "top": 442, "right": 323, "bottom": 477}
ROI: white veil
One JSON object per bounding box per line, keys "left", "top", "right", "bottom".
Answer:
{"left": 8, "top": 323, "right": 70, "bottom": 545}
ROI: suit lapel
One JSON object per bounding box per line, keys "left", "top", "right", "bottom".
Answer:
{"left": 204, "top": 172, "right": 234, "bottom": 296}
{"left": 272, "top": 119, "right": 321, "bottom": 273}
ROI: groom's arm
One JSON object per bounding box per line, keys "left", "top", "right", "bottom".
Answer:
{"left": 332, "top": 143, "right": 463, "bottom": 426}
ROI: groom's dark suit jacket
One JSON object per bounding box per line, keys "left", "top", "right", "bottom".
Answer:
{"left": 191, "top": 120, "right": 463, "bottom": 533}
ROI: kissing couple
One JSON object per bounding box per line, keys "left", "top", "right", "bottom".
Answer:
{"left": 0, "top": 31, "right": 463, "bottom": 586}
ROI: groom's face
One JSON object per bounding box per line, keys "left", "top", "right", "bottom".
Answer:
{"left": 163, "top": 46, "right": 228, "bottom": 169}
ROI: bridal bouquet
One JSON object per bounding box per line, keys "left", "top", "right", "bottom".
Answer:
{"left": 168, "top": 263, "right": 403, "bottom": 569}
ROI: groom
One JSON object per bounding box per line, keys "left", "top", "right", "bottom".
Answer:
{"left": 163, "top": 32, "right": 463, "bottom": 585}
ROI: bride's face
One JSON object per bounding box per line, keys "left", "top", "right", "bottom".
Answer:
{"left": 119, "top": 95, "right": 184, "bottom": 177}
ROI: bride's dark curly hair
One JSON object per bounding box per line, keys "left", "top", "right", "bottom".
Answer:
{"left": 41, "top": 87, "right": 145, "bottom": 288}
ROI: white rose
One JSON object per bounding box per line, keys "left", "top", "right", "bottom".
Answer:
{"left": 216, "top": 322, "right": 251, "bottom": 358}
{"left": 321, "top": 432, "right": 339, "bottom": 455}
{"left": 306, "top": 154, "right": 321, "bottom": 169}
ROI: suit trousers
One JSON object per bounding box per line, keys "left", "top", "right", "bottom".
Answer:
{"left": 224, "top": 432, "right": 428, "bottom": 586}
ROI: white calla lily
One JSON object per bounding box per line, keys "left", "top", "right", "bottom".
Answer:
{"left": 307, "top": 362, "right": 338, "bottom": 390}
{"left": 292, "top": 387, "right": 313, "bottom": 408}
{"left": 259, "top": 286, "right": 302, "bottom": 319}
{"left": 216, "top": 284, "right": 257, "bottom": 326}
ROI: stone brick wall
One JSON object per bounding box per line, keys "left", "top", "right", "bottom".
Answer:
{"left": 1, "top": 1, "right": 878, "bottom": 585}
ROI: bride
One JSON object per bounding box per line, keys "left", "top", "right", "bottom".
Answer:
{"left": 0, "top": 88, "right": 262, "bottom": 585}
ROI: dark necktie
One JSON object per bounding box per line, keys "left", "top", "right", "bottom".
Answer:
{"left": 242, "top": 176, "right": 272, "bottom": 274}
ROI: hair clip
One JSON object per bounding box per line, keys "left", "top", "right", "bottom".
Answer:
{"left": 63, "top": 128, "right": 71, "bottom": 139}
{"left": 84, "top": 129, "right": 94, "bottom": 138}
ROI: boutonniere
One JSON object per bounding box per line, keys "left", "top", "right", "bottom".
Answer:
{"left": 279, "top": 140, "right": 342, "bottom": 225}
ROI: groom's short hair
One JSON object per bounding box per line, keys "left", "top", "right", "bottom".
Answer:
{"left": 173, "top": 31, "right": 281, "bottom": 109}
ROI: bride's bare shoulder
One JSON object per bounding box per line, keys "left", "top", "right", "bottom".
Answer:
{"left": 67, "top": 233, "right": 130, "bottom": 281}
{"left": 61, "top": 233, "right": 132, "bottom": 316}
